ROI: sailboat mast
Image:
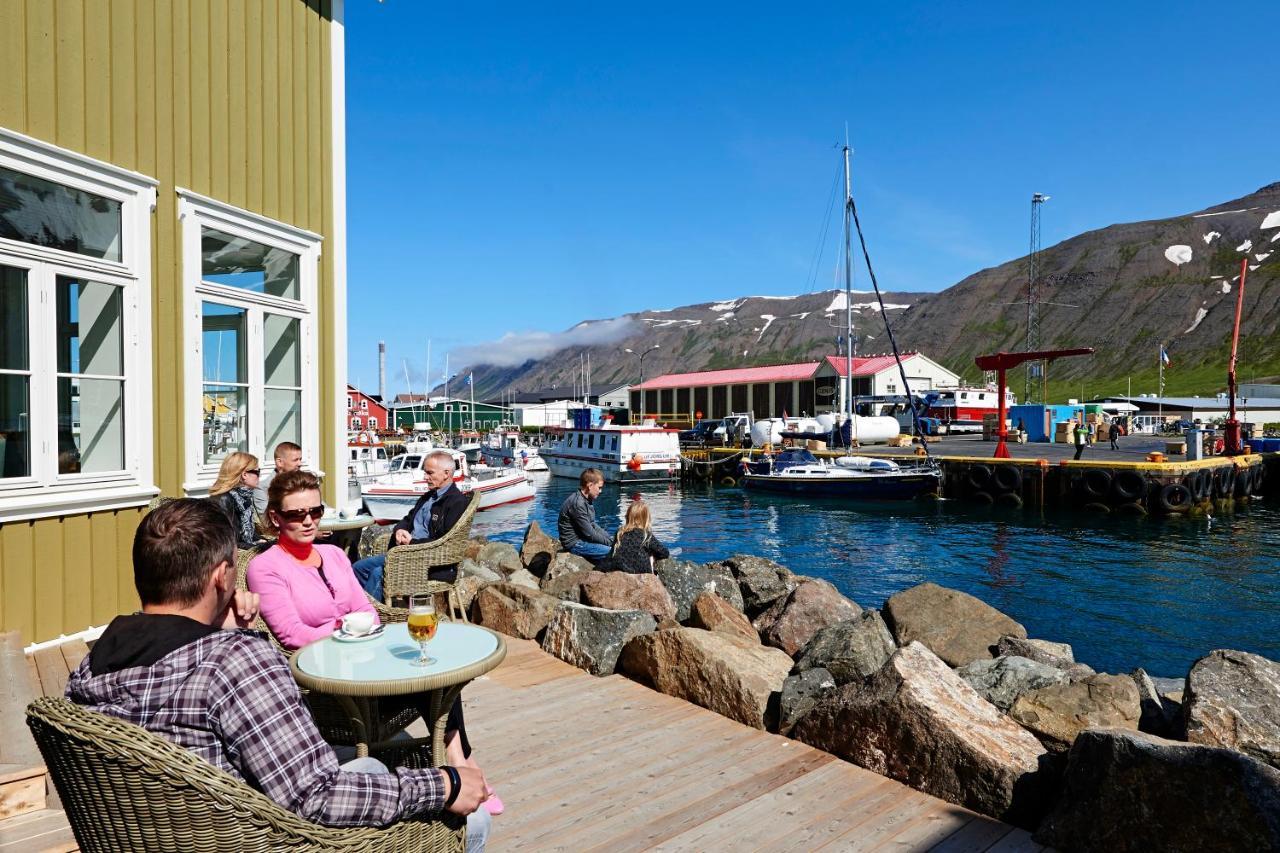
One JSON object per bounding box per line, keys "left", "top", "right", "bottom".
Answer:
{"left": 843, "top": 144, "right": 855, "bottom": 440}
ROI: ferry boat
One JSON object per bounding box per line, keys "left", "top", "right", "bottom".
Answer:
{"left": 922, "top": 387, "right": 1017, "bottom": 433}
{"left": 479, "top": 427, "right": 548, "bottom": 471}
{"left": 541, "top": 418, "right": 681, "bottom": 482}
{"left": 361, "top": 448, "right": 536, "bottom": 522}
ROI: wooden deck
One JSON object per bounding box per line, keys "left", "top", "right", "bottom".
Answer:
{"left": 460, "top": 639, "right": 1047, "bottom": 852}
{"left": 0, "top": 638, "right": 1048, "bottom": 852}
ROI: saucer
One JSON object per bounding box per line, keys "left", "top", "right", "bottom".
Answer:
{"left": 332, "top": 624, "right": 385, "bottom": 643}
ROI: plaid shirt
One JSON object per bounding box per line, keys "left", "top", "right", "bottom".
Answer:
{"left": 65, "top": 628, "right": 447, "bottom": 827}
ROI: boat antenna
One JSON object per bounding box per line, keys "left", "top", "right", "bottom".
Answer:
{"left": 842, "top": 143, "right": 858, "bottom": 447}
{"left": 846, "top": 158, "right": 932, "bottom": 461}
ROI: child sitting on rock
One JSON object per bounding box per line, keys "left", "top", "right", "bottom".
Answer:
{"left": 599, "top": 499, "right": 670, "bottom": 573}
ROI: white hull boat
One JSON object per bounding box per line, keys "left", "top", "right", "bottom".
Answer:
{"left": 479, "top": 430, "right": 548, "bottom": 471}
{"left": 541, "top": 419, "right": 681, "bottom": 483}
{"left": 361, "top": 448, "right": 536, "bottom": 523}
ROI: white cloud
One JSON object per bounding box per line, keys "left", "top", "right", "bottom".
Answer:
{"left": 449, "top": 318, "right": 639, "bottom": 368}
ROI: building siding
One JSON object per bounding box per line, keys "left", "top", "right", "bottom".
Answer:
{"left": 0, "top": 0, "right": 338, "bottom": 643}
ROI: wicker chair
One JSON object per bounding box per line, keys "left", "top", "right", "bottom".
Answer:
{"left": 378, "top": 492, "right": 479, "bottom": 622}
{"left": 26, "top": 697, "right": 464, "bottom": 853}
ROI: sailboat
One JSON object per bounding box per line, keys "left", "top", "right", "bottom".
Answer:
{"left": 743, "top": 144, "right": 941, "bottom": 501}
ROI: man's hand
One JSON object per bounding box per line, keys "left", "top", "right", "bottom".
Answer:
{"left": 393, "top": 528, "right": 413, "bottom": 546}
{"left": 221, "top": 590, "right": 261, "bottom": 629}
{"left": 445, "top": 766, "right": 489, "bottom": 815}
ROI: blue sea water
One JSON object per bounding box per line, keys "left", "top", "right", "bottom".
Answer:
{"left": 471, "top": 473, "right": 1280, "bottom": 679}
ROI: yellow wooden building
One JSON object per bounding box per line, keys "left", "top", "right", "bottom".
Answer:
{"left": 0, "top": 0, "right": 350, "bottom": 644}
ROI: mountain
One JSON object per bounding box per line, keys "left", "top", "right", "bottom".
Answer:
{"left": 449, "top": 183, "right": 1280, "bottom": 400}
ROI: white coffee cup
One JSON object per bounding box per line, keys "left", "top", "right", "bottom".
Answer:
{"left": 341, "top": 611, "right": 376, "bottom": 636}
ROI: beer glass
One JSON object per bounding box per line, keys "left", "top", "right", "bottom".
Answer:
{"left": 407, "top": 594, "right": 439, "bottom": 666}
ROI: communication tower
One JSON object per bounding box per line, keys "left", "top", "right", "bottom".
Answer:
{"left": 1025, "top": 193, "right": 1049, "bottom": 402}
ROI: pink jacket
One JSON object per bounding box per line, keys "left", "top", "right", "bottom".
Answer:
{"left": 247, "top": 544, "right": 379, "bottom": 651}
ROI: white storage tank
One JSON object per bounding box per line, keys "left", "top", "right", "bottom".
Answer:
{"left": 750, "top": 419, "right": 785, "bottom": 447}
{"left": 847, "top": 415, "right": 900, "bottom": 445}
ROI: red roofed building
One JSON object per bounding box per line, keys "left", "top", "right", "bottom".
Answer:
{"left": 629, "top": 353, "right": 959, "bottom": 423}
{"left": 346, "top": 385, "right": 388, "bottom": 433}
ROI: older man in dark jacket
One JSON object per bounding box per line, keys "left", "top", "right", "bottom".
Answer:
{"left": 558, "top": 468, "right": 612, "bottom": 563}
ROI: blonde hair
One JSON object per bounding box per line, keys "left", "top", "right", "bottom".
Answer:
{"left": 615, "top": 500, "right": 652, "bottom": 546}
{"left": 209, "top": 452, "right": 259, "bottom": 497}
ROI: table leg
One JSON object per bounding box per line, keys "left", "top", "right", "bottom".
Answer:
{"left": 430, "top": 683, "right": 467, "bottom": 768}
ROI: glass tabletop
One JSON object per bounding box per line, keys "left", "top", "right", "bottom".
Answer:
{"left": 317, "top": 514, "right": 375, "bottom": 531}
{"left": 292, "top": 622, "right": 502, "bottom": 694}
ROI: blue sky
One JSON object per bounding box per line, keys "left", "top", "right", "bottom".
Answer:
{"left": 345, "top": 2, "right": 1280, "bottom": 394}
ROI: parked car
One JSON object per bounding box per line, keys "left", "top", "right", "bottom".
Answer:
{"left": 679, "top": 419, "right": 725, "bottom": 448}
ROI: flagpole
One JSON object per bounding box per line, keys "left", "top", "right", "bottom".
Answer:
{"left": 1158, "top": 343, "right": 1164, "bottom": 428}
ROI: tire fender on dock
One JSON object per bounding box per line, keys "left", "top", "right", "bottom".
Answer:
{"left": 1112, "top": 470, "right": 1147, "bottom": 502}
{"left": 1082, "top": 468, "right": 1112, "bottom": 499}
{"left": 993, "top": 465, "right": 1022, "bottom": 493}
{"left": 970, "top": 490, "right": 994, "bottom": 505}
{"left": 967, "top": 464, "right": 993, "bottom": 492}
{"left": 1083, "top": 501, "right": 1111, "bottom": 514}
{"left": 996, "top": 491, "right": 1023, "bottom": 508}
{"left": 1114, "top": 501, "right": 1148, "bottom": 516}
{"left": 1158, "top": 483, "right": 1192, "bottom": 513}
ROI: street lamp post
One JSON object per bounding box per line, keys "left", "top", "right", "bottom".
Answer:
{"left": 624, "top": 344, "right": 660, "bottom": 384}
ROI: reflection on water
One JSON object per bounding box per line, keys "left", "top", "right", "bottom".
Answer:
{"left": 471, "top": 472, "right": 1280, "bottom": 677}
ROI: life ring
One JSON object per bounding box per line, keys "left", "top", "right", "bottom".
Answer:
{"left": 1112, "top": 470, "right": 1147, "bottom": 502}
{"left": 1081, "top": 468, "right": 1112, "bottom": 499}
{"left": 996, "top": 491, "right": 1023, "bottom": 509}
{"left": 503, "top": 456, "right": 513, "bottom": 465}
{"left": 628, "top": 454, "right": 643, "bottom": 472}
{"left": 1158, "top": 483, "right": 1192, "bottom": 513}
{"left": 992, "top": 465, "right": 1022, "bottom": 493}
{"left": 970, "top": 490, "right": 994, "bottom": 505}
{"left": 967, "top": 464, "right": 993, "bottom": 491}
{"left": 1083, "top": 501, "right": 1112, "bottom": 514}
{"left": 1114, "top": 501, "right": 1148, "bottom": 516}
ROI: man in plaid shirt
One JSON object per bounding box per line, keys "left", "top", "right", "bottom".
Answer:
{"left": 65, "top": 499, "right": 490, "bottom": 850}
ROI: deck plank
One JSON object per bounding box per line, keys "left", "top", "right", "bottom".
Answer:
{"left": 0, "top": 809, "right": 77, "bottom": 851}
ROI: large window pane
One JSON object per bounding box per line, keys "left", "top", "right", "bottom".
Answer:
{"left": 264, "top": 314, "right": 300, "bottom": 386}
{"left": 202, "top": 302, "right": 247, "bottom": 383}
{"left": 201, "top": 227, "right": 299, "bottom": 299}
{"left": 57, "top": 277, "right": 123, "bottom": 376}
{"left": 0, "top": 166, "right": 122, "bottom": 261}
{"left": 265, "top": 389, "right": 301, "bottom": 451}
{"left": 203, "top": 385, "right": 247, "bottom": 465}
{"left": 0, "top": 374, "right": 30, "bottom": 478}
{"left": 58, "top": 377, "right": 124, "bottom": 473}
{"left": 0, "top": 265, "right": 27, "bottom": 370}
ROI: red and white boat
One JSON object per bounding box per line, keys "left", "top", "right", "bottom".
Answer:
{"left": 361, "top": 447, "right": 535, "bottom": 523}
{"left": 922, "top": 386, "right": 1017, "bottom": 433}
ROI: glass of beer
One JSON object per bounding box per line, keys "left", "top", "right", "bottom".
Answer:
{"left": 407, "top": 594, "right": 439, "bottom": 667}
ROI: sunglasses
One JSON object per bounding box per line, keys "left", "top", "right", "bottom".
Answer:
{"left": 245, "top": 469, "right": 260, "bottom": 476}
{"left": 275, "top": 505, "right": 325, "bottom": 523}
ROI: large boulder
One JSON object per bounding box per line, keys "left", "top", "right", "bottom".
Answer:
{"left": 619, "top": 627, "right": 793, "bottom": 729}
{"left": 454, "top": 575, "right": 487, "bottom": 613}
{"left": 655, "top": 559, "right": 743, "bottom": 620}
{"left": 582, "top": 572, "right": 676, "bottom": 622}
{"left": 457, "top": 558, "right": 502, "bottom": 584}
{"left": 997, "top": 635, "right": 1095, "bottom": 680}
{"left": 476, "top": 541, "right": 523, "bottom": 576}
{"left": 752, "top": 579, "right": 862, "bottom": 657}
{"left": 792, "top": 642, "right": 1048, "bottom": 824}
{"left": 543, "top": 551, "right": 594, "bottom": 583}
{"left": 541, "top": 569, "right": 603, "bottom": 603}
{"left": 957, "top": 656, "right": 1070, "bottom": 713}
{"left": 464, "top": 536, "right": 488, "bottom": 562}
{"left": 792, "top": 611, "right": 897, "bottom": 685}
{"left": 1131, "top": 667, "right": 1182, "bottom": 738}
{"left": 504, "top": 568, "right": 540, "bottom": 591}
{"left": 1009, "top": 674, "right": 1141, "bottom": 751}
{"left": 778, "top": 668, "right": 836, "bottom": 736}
{"left": 472, "top": 583, "right": 560, "bottom": 641}
{"left": 686, "top": 591, "right": 757, "bottom": 642}
{"left": 541, "top": 602, "right": 656, "bottom": 676}
{"left": 1183, "top": 649, "right": 1280, "bottom": 769}
{"left": 883, "top": 582, "right": 1026, "bottom": 667}
{"left": 719, "top": 555, "right": 796, "bottom": 616}
{"left": 1035, "top": 728, "right": 1280, "bottom": 852}
{"left": 520, "top": 521, "right": 559, "bottom": 574}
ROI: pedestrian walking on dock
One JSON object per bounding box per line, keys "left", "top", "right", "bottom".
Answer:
{"left": 1109, "top": 421, "right": 1121, "bottom": 450}
{"left": 1073, "top": 421, "right": 1089, "bottom": 461}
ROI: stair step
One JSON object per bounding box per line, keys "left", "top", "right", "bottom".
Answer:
{"left": 0, "top": 765, "right": 47, "bottom": 821}
{"left": 0, "top": 808, "right": 75, "bottom": 851}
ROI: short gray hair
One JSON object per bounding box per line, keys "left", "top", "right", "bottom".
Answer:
{"left": 426, "top": 450, "right": 456, "bottom": 473}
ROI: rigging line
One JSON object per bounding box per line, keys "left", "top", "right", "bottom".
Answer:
{"left": 847, "top": 187, "right": 932, "bottom": 461}
{"left": 804, "top": 158, "right": 844, "bottom": 293}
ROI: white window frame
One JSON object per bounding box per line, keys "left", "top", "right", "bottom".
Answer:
{"left": 368, "top": 416, "right": 378, "bottom": 430}
{"left": 0, "top": 128, "right": 157, "bottom": 522}
{"left": 177, "top": 189, "right": 322, "bottom": 495}
{"left": 351, "top": 416, "right": 361, "bottom": 430}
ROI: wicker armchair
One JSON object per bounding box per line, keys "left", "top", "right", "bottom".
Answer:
{"left": 26, "top": 697, "right": 464, "bottom": 853}
{"left": 378, "top": 492, "right": 479, "bottom": 621}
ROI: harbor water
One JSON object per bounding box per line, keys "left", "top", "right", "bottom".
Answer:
{"left": 472, "top": 472, "right": 1280, "bottom": 678}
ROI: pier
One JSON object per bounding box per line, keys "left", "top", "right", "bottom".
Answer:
{"left": 681, "top": 434, "right": 1275, "bottom": 516}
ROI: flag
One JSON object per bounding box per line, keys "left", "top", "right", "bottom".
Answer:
{"left": 465, "top": 373, "right": 473, "bottom": 386}
{"left": 1160, "top": 347, "right": 1171, "bottom": 368}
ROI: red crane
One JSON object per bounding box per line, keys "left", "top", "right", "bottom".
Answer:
{"left": 974, "top": 348, "right": 1095, "bottom": 458}
{"left": 1223, "top": 257, "right": 1249, "bottom": 455}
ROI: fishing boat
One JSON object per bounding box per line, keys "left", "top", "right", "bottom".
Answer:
{"left": 346, "top": 432, "right": 391, "bottom": 483}
{"left": 541, "top": 417, "right": 681, "bottom": 483}
{"left": 921, "top": 387, "right": 1017, "bottom": 434}
{"left": 743, "top": 142, "right": 940, "bottom": 502}
{"left": 361, "top": 447, "right": 535, "bottom": 522}
{"left": 479, "top": 426, "right": 548, "bottom": 471}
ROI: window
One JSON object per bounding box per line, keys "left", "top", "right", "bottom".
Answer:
{"left": 347, "top": 396, "right": 353, "bottom": 410}
{"left": 360, "top": 398, "right": 367, "bottom": 410}
{"left": 179, "top": 190, "right": 320, "bottom": 492}
{"left": 0, "top": 129, "right": 157, "bottom": 520}
{"left": 351, "top": 416, "right": 361, "bottom": 430}
{"left": 368, "top": 417, "right": 378, "bottom": 430}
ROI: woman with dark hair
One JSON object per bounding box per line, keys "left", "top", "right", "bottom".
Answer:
{"left": 209, "top": 451, "right": 262, "bottom": 549}
{"left": 248, "top": 470, "right": 502, "bottom": 815}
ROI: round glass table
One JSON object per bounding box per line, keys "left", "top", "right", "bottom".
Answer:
{"left": 291, "top": 622, "right": 506, "bottom": 764}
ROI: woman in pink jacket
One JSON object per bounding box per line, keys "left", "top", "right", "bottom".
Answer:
{"left": 248, "top": 470, "right": 501, "bottom": 815}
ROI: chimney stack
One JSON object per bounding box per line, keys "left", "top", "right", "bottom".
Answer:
{"left": 378, "top": 341, "right": 386, "bottom": 400}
